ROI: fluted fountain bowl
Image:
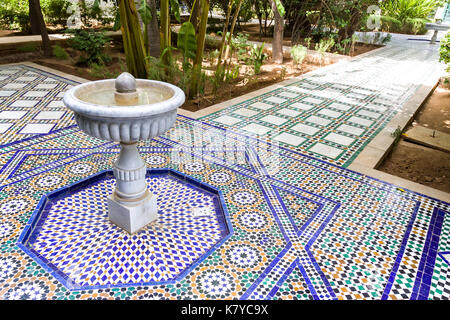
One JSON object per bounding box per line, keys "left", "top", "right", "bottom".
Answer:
{"left": 63, "top": 75, "right": 185, "bottom": 143}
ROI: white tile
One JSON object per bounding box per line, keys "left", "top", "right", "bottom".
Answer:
{"left": 0, "top": 111, "right": 28, "bottom": 119}
{"left": 291, "top": 123, "right": 320, "bottom": 136}
{"left": 0, "top": 69, "right": 20, "bottom": 75}
{"left": 299, "top": 82, "right": 317, "bottom": 89}
{"left": 357, "top": 109, "right": 381, "bottom": 119}
{"left": 34, "top": 83, "right": 58, "bottom": 90}
{"left": 286, "top": 86, "right": 309, "bottom": 94}
{"left": 278, "top": 91, "right": 299, "bottom": 98}
{"left": 364, "top": 104, "right": 387, "bottom": 113}
{"left": 213, "top": 115, "right": 242, "bottom": 126}
{"left": 329, "top": 102, "right": 352, "bottom": 111}
{"left": 2, "top": 83, "right": 27, "bottom": 89}
{"left": 336, "top": 124, "right": 365, "bottom": 136}
{"left": 232, "top": 108, "right": 259, "bottom": 117}
{"left": 259, "top": 115, "right": 288, "bottom": 126}
{"left": 0, "top": 76, "right": 8, "bottom": 81}
{"left": 0, "top": 90, "right": 16, "bottom": 97}
{"left": 46, "top": 100, "right": 65, "bottom": 108}
{"left": 348, "top": 116, "right": 373, "bottom": 127}
{"left": 309, "top": 143, "right": 343, "bottom": 159}
{"left": 318, "top": 109, "right": 342, "bottom": 118}
{"left": 305, "top": 115, "right": 331, "bottom": 126}
{"left": 19, "top": 123, "right": 55, "bottom": 134}
{"left": 34, "top": 111, "right": 65, "bottom": 120}
{"left": 273, "top": 133, "right": 306, "bottom": 146}
{"left": 23, "top": 91, "right": 48, "bottom": 98}
{"left": 15, "top": 76, "right": 37, "bottom": 82}
{"left": 290, "top": 102, "right": 314, "bottom": 111}
{"left": 241, "top": 123, "right": 271, "bottom": 135}
{"left": 324, "top": 133, "right": 354, "bottom": 146}
{"left": 302, "top": 97, "right": 323, "bottom": 105}
{"left": 10, "top": 100, "right": 39, "bottom": 107}
{"left": 250, "top": 101, "right": 273, "bottom": 110}
{"left": 276, "top": 108, "right": 301, "bottom": 117}
{"left": 0, "top": 123, "right": 13, "bottom": 133}
{"left": 265, "top": 96, "right": 287, "bottom": 104}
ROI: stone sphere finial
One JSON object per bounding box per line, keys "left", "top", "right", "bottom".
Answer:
{"left": 115, "top": 72, "right": 136, "bottom": 93}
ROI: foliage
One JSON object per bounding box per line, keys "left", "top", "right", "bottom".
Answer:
{"left": 380, "top": 0, "right": 440, "bottom": 34}
{"left": 67, "top": 29, "right": 111, "bottom": 66}
{"left": 0, "top": 0, "right": 30, "bottom": 32}
{"left": 248, "top": 43, "right": 267, "bottom": 74}
{"left": 286, "top": 0, "right": 379, "bottom": 53}
{"left": 41, "top": 0, "right": 72, "bottom": 26}
{"left": 53, "top": 45, "right": 69, "bottom": 60}
{"left": 178, "top": 22, "right": 197, "bottom": 61}
{"left": 440, "top": 32, "right": 450, "bottom": 73}
{"left": 290, "top": 44, "right": 307, "bottom": 66}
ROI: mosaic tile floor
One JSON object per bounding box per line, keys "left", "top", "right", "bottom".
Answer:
{"left": 201, "top": 45, "right": 443, "bottom": 167}
{"left": 0, "top": 40, "right": 449, "bottom": 300}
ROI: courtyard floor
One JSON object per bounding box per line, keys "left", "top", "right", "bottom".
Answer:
{"left": 0, "top": 33, "right": 449, "bottom": 300}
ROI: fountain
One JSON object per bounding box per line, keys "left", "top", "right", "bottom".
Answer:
{"left": 63, "top": 72, "right": 185, "bottom": 234}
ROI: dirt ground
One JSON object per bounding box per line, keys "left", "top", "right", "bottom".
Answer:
{"left": 378, "top": 82, "right": 450, "bottom": 193}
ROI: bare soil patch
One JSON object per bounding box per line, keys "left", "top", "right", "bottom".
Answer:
{"left": 378, "top": 82, "right": 450, "bottom": 193}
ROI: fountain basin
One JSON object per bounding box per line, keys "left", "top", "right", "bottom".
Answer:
{"left": 63, "top": 79, "right": 185, "bottom": 143}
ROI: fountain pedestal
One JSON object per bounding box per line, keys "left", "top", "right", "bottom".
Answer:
{"left": 107, "top": 142, "right": 157, "bottom": 234}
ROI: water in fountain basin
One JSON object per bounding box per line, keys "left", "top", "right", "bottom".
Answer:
{"left": 78, "top": 87, "right": 172, "bottom": 106}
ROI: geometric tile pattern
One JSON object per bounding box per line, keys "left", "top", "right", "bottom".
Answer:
{"left": 201, "top": 45, "right": 443, "bottom": 167}
{"left": 17, "top": 170, "right": 231, "bottom": 290}
{"left": 0, "top": 113, "right": 447, "bottom": 299}
{"left": 0, "top": 65, "right": 76, "bottom": 147}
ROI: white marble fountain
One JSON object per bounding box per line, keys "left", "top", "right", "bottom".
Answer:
{"left": 63, "top": 72, "right": 185, "bottom": 234}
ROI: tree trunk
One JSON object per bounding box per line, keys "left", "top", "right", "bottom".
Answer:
{"left": 29, "top": 0, "right": 52, "bottom": 56}
{"left": 148, "top": 0, "right": 160, "bottom": 58}
{"left": 29, "top": 0, "right": 40, "bottom": 35}
{"left": 269, "top": 0, "right": 284, "bottom": 64}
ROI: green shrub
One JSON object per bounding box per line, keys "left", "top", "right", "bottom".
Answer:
{"left": 290, "top": 45, "right": 308, "bottom": 65}
{"left": 41, "top": 0, "right": 72, "bottom": 26}
{"left": 53, "top": 45, "right": 69, "bottom": 60}
{"left": 380, "top": 0, "right": 440, "bottom": 34}
{"left": 439, "top": 32, "right": 450, "bottom": 73}
{"left": 67, "top": 29, "right": 111, "bottom": 66}
{"left": 0, "top": 0, "right": 30, "bottom": 32}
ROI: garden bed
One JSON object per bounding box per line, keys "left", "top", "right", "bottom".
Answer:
{"left": 237, "top": 24, "right": 383, "bottom": 57}
{"left": 377, "top": 81, "right": 450, "bottom": 193}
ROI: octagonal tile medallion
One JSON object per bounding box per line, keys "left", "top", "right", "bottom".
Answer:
{"left": 17, "top": 169, "right": 232, "bottom": 290}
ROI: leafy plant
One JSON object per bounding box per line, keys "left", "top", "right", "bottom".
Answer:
{"left": 177, "top": 21, "right": 197, "bottom": 70}
{"left": 53, "top": 45, "right": 69, "bottom": 60}
{"left": 68, "top": 29, "right": 111, "bottom": 66}
{"left": 380, "top": 0, "right": 440, "bottom": 34}
{"left": 248, "top": 43, "right": 267, "bottom": 74}
{"left": 439, "top": 32, "right": 450, "bottom": 74}
{"left": 290, "top": 44, "right": 307, "bottom": 66}
{"left": 315, "top": 37, "right": 335, "bottom": 64}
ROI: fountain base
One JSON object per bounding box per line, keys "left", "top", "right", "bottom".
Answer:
{"left": 107, "top": 189, "right": 157, "bottom": 234}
